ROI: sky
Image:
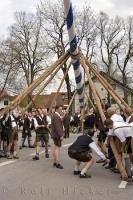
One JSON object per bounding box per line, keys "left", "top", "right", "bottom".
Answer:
{"left": 0, "top": 0, "right": 133, "bottom": 38}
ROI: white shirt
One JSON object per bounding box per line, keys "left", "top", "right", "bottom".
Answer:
{"left": 33, "top": 115, "right": 50, "bottom": 129}
{"left": 33, "top": 116, "right": 41, "bottom": 130}
{"left": 108, "top": 114, "right": 124, "bottom": 136}
{"left": 28, "top": 117, "right": 32, "bottom": 128}
{"left": 47, "top": 115, "right": 51, "bottom": 125}
{"left": 111, "top": 114, "right": 124, "bottom": 122}
{"left": 108, "top": 121, "right": 133, "bottom": 142}
{"left": 10, "top": 115, "right": 17, "bottom": 128}
{"left": 89, "top": 142, "right": 106, "bottom": 160}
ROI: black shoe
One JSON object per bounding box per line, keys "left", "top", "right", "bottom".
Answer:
{"left": 79, "top": 173, "right": 91, "bottom": 178}
{"left": 73, "top": 170, "right": 81, "bottom": 175}
{"left": 111, "top": 168, "right": 120, "bottom": 173}
{"left": 96, "top": 159, "right": 105, "bottom": 163}
{"left": 45, "top": 153, "right": 49, "bottom": 158}
{"left": 53, "top": 163, "right": 63, "bottom": 169}
{"left": 56, "top": 163, "right": 64, "bottom": 169}
{"left": 22, "top": 145, "right": 27, "bottom": 147}
{"left": 7, "top": 154, "right": 13, "bottom": 159}
{"left": 105, "top": 165, "right": 113, "bottom": 169}
{"left": 29, "top": 145, "right": 34, "bottom": 148}
{"left": 53, "top": 162, "right": 56, "bottom": 167}
{"left": 13, "top": 155, "right": 19, "bottom": 159}
{"left": 33, "top": 155, "right": 39, "bottom": 160}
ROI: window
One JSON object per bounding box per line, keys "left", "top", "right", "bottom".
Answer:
{"left": 4, "top": 100, "right": 8, "bottom": 105}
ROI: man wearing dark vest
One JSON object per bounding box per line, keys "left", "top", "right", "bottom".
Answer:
{"left": 68, "top": 130, "right": 108, "bottom": 178}
{"left": 20, "top": 112, "right": 33, "bottom": 149}
{"left": 33, "top": 108, "right": 49, "bottom": 160}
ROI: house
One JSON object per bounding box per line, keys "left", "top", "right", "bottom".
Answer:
{"left": 33, "top": 92, "right": 65, "bottom": 109}
{"left": 0, "top": 90, "right": 11, "bottom": 109}
{"left": 11, "top": 92, "right": 69, "bottom": 110}
{"left": 74, "top": 71, "right": 133, "bottom": 112}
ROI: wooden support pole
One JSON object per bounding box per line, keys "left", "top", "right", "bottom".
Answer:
{"left": 64, "top": 90, "right": 77, "bottom": 115}
{"left": 80, "top": 108, "right": 85, "bottom": 134}
{"left": 24, "top": 62, "right": 63, "bottom": 111}
{"left": 85, "top": 92, "right": 95, "bottom": 111}
{"left": 48, "top": 62, "right": 71, "bottom": 114}
{"left": 83, "top": 55, "right": 130, "bottom": 109}
{"left": 80, "top": 55, "right": 106, "bottom": 123}
{"left": 81, "top": 69, "right": 86, "bottom": 134}
{"left": 0, "top": 51, "right": 70, "bottom": 116}
{"left": 80, "top": 54, "right": 128, "bottom": 180}
{"left": 95, "top": 89, "right": 105, "bottom": 108}
{"left": 110, "top": 137, "right": 128, "bottom": 180}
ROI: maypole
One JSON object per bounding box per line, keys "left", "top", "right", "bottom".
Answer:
{"left": 63, "top": 0, "right": 84, "bottom": 108}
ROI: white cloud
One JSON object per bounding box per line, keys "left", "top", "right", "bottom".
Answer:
{"left": 72, "top": 0, "right": 133, "bottom": 16}
{"left": 0, "top": 0, "right": 133, "bottom": 38}
{"left": 11, "top": 0, "right": 38, "bottom": 12}
{"left": 0, "top": 0, "right": 39, "bottom": 38}
{"left": 0, "top": 0, "right": 14, "bottom": 38}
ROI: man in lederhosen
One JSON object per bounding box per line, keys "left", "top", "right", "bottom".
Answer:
{"left": 68, "top": 130, "right": 108, "bottom": 178}
{"left": 0, "top": 113, "right": 7, "bottom": 157}
{"left": 20, "top": 112, "right": 33, "bottom": 149}
{"left": 5, "top": 110, "right": 19, "bottom": 159}
{"left": 51, "top": 105, "right": 64, "bottom": 169}
{"left": 32, "top": 108, "right": 49, "bottom": 160}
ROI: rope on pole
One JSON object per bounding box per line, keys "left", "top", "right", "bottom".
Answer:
{"left": 63, "top": 0, "right": 84, "bottom": 108}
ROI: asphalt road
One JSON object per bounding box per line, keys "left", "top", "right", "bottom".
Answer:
{"left": 0, "top": 133, "right": 133, "bottom": 200}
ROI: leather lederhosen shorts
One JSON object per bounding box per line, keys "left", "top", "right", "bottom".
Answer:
{"left": 68, "top": 149, "right": 92, "bottom": 162}
{"left": 8, "top": 127, "right": 18, "bottom": 143}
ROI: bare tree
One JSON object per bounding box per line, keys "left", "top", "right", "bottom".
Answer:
{"left": 9, "top": 11, "right": 47, "bottom": 87}
{"left": 5, "top": 11, "right": 49, "bottom": 107}
{"left": 114, "top": 17, "right": 133, "bottom": 102}
{"left": 97, "top": 12, "right": 124, "bottom": 104}
{"left": 76, "top": 6, "right": 98, "bottom": 62}
{"left": 0, "top": 40, "right": 21, "bottom": 96}
{"left": 39, "top": 0, "right": 72, "bottom": 104}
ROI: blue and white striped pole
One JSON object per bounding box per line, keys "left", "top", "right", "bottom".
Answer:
{"left": 63, "top": 0, "right": 84, "bottom": 108}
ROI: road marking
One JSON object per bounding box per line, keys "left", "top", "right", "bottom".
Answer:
{"left": 118, "top": 181, "right": 128, "bottom": 189}
{"left": 63, "top": 143, "right": 72, "bottom": 147}
{"left": 30, "top": 142, "right": 72, "bottom": 156}
{"left": 0, "top": 160, "right": 16, "bottom": 167}
{"left": 0, "top": 142, "right": 73, "bottom": 166}
{"left": 30, "top": 151, "right": 47, "bottom": 156}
